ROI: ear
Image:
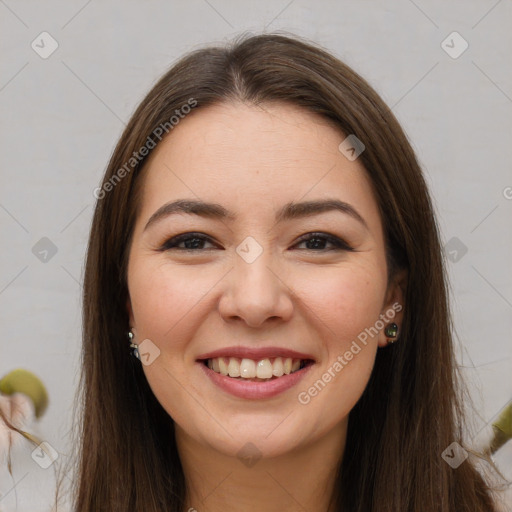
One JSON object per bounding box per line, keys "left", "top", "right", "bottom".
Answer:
{"left": 377, "top": 268, "right": 407, "bottom": 348}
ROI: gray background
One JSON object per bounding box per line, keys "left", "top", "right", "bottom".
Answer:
{"left": 0, "top": 1, "right": 511, "bottom": 510}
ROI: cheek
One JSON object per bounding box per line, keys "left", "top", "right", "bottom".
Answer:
{"left": 127, "top": 259, "right": 211, "bottom": 425}
{"left": 295, "top": 262, "right": 387, "bottom": 348}
{"left": 294, "top": 266, "right": 385, "bottom": 423}
{"left": 284, "top": 264, "right": 386, "bottom": 435}
{"left": 128, "top": 259, "right": 214, "bottom": 348}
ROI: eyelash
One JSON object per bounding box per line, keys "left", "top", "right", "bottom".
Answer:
{"left": 158, "top": 232, "right": 354, "bottom": 253}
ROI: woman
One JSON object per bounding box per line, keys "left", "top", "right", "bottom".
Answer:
{"left": 71, "top": 33, "right": 501, "bottom": 511}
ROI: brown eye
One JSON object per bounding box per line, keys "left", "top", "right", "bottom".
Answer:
{"left": 159, "top": 232, "right": 219, "bottom": 251}
{"left": 293, "top": 232, "right": 354, "bottom": 252}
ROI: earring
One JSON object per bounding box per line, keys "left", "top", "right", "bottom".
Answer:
{"left": 128, "top": 330, "right": 140, "bottom": 360}
{"left": 385, "top": 322, "right": 399, "bottom": 344}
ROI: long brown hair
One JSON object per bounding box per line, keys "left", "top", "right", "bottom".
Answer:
{"left": 70, "top": 32, "right": 500, "bottom": 510}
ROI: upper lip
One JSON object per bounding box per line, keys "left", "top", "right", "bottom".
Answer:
{"left": 196, "top": 346, "right": 315, "bottom": 361}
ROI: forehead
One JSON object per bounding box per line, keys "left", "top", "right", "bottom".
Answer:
{"left": 152, "top": 101, "right": 346, "bottom": 167}
{"left": 135, "top": 101, "right": 381, "bottom": 230}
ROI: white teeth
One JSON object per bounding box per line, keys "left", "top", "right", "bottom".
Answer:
{"left": 228, "top": 358, "right": 240, "bottom": 377}
{"left": 240, "top": 358, "right": 256, "bottom": 378}
{"left": 272, "top": 357, "right": 284, "bottom": 377}
{"left": 206, "top": 356, "right": 307, "bottom": 379}
{"left": 218, "top": 357, "right": 229, "bottom": 375}
{"left": 256, "top": 358, "right": 273, "bottom": 379}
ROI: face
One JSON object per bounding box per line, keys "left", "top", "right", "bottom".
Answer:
{"left": 126, "top": 101, "right": 405, "bottom": 459}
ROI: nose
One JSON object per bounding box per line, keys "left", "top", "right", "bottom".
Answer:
{"left": 218, "top": 250, "right": 294, "bottom": 328}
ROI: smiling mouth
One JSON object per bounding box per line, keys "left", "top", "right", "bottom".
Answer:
{"left": 201, "top": 357, "right": 314, "bottom": 382}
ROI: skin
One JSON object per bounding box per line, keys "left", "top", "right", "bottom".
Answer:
{"left": 126, "top": 101, "right": 406, "bottom": 512}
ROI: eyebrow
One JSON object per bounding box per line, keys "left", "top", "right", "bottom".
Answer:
{"left": 143, "top": 198, "right": 369, "bottom": 232}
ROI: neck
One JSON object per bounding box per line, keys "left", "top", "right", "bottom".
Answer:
{"left": 176, "top": 421, "right": 347, "bottom": 512}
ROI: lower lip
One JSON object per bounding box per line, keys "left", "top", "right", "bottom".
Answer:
{"left": 198, "top": 362, "right": 313, "bottom": 399}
